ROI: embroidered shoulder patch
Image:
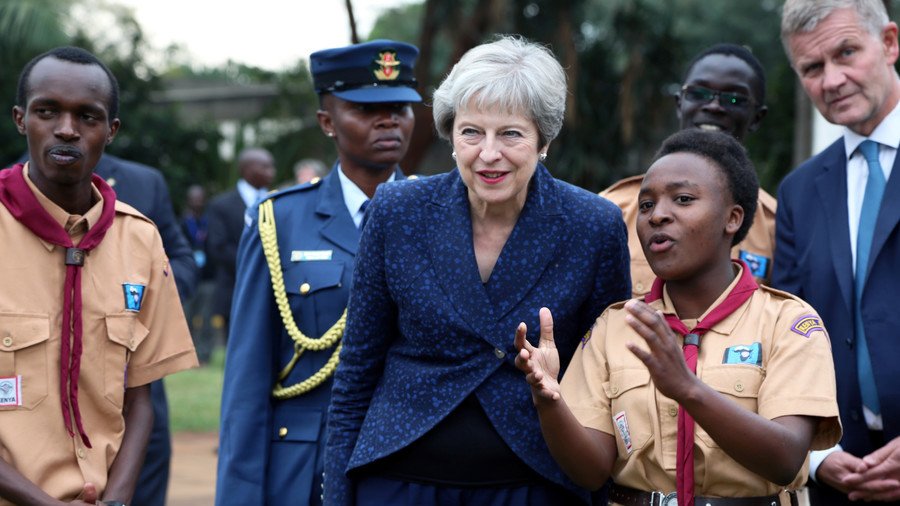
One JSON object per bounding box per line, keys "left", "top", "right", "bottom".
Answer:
{"left": 791, "top": 314, "right": 825, "bottom": 337}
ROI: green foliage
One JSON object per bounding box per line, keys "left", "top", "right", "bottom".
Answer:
{"left": 166, "top": 347, "right": 225, "bottom": 432}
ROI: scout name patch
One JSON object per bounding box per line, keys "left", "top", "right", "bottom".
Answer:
{"left": 123, "top": 283, "right": 146, "bottom": 312}
{"left": 0, "top": 376, "right": 22, "bottom": 407}
{"left": 723, "top": 342, "right": 762, "bottom": 366}
{"left": 791, "top": 314, "right": 825, "bottom": 338}
{"left": 613, "top": 411, "right": 634, "bottom": 454}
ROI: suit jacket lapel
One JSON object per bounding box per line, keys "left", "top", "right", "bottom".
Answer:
{"left": 868, "top": 151, "right": 900, "bottom": 278}
{"left": 815, "top": 144, "right": 854, "bottom": 313}
{"left": 426, "top": 171, "right": 495, "bottom": 336}
{"left": 485, "top": 165, "right": 566, "bottom": 320}
{"left": 316, "top": 170, "right": 361, "bottom": 256}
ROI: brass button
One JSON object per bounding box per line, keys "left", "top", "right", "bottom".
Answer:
{"left": 734, "top": 381, "right": 744, "bottom": 393}
{"left": 493, "top": 348, "right": 506, "bottom": 359}
{"left": 2, "top": 337, "right": 12, "bottom": 347}
{"left": 309, "top": 177, "right": 321, "bottom": 185}
{"left": 610, "top": 385, "right": 619, "bottom": 395}
{"left": 668, "top": 406, "right": 678, "bottom": 417}
{"left": 77, "top": 448, "right": 86, "bottom": 459}
{"left": 278, "top": 427, "right": 288, "bottom": 438}
{"left": 300, "top": 283, "right": 311, "bottom": 295}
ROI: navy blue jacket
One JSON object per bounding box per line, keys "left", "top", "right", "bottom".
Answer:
{"left": 773, "top": 138, "right": 900, "bottom": 458}
{"left": 325, "top": 166, "right": 631, "bottom": 504}
{"left": 216, "top": 168, "right": 402, "bottom": 505}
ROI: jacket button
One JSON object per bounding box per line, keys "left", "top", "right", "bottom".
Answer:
{"left": 278, "top": 427, "right": 288, "bottom": 438}
{"left": 300, "top": 283, "right": 311, "bottom": 295}
{"left": 734, "top": 381, "right": 744, "bottom": 393}
{"left": 2, "top": 337, "right": 11, "bottom": 347}
{"left": 494, "top": 348, "right": 505, "bottom": 359}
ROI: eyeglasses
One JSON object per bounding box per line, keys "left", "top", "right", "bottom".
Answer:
{"left": 680, "top": 84, "right": 754, "bottom": 109}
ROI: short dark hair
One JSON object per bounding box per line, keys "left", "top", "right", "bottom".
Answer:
{"left": 17, "top": 46, "right": 120, "bottom": 123}
{"left": 653, "top": 129, "right": 758, "bottom": 245}
{"left": 683, "top": 43, "right": 766, "bottom": 105}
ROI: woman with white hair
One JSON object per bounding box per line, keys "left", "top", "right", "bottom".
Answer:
{"left": 324, "top": 36, "right": 631, "bottom": 505}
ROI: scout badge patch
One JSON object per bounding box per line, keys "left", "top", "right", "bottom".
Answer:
{"left": 722, "top": 342, "right": 762, "bottom": 366}
{"left": 0, "top": 376, "right": 22, "bottom": 407}
{"left": 739, "top": 250, "right": 770, "bottom": 279}
{"left": 123, "top": 283, "right": 146, "bottom": 312}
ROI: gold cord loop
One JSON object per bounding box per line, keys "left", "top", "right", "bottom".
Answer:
{"left": 258, "top": 199, "right": 345, "bottom": 399}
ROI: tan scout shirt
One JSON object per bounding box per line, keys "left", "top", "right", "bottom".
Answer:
{"left": 0, "top": 166, "right": 197, "bottom": 504}
{"left": 601, "top": 175, "right": 777, "bottom": 296}
{"left": 561, "top": 268, "right": 841, "bottom": 497}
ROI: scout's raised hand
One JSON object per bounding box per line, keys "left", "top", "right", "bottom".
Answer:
{"left": 515, "top": 307, "right": 561, "bottom": 404}
{"left": 623, "top": 299, "right": 697, "bottom": 401}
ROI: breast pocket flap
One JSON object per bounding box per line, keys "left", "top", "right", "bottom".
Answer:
{"left": 604, "top": 368, "right": 651, "bottom": 399}
{"left": 271, "top": 407, "right": 322, "bottom": 442}
{"left": 105, "top": 314, "right": 150, "bottom": 352}
{"left": 0, "top": 314, "right": 50, "bottom": 351}
{"left": 702, "top": 365, "right": 763, "bottom": 399}
{"left": 284, "top": 261, "right": 344, "bottom": 296}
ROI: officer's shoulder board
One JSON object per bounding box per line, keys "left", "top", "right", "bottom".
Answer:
{"left": 246, "top": 178, "right": 325, "bottom": 228}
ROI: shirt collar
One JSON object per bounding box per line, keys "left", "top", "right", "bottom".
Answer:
{"left": 23, "top": 162, "right": 105, "bottom": 251}
{"left": 336, "top": 164, "right": 395, "bottom": 216}
{"left": 648, "top": 263, "right": 748, "bottom": 336}
{"left": 236, "top": 178, "right": 267, "bottom": 208}
{"left": 843, "top": 99, "right": 900, "bottom": 159}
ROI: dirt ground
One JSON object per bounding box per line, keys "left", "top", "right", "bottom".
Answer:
{"left": 167, "top": 431, "right": 218, "bottom": 505}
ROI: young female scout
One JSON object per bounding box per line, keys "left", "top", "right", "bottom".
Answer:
{"left": 515, "top": 129, "right": 841, "bottom": 505}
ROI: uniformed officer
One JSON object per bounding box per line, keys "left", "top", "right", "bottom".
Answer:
{"left": 0, "top": 46, "right": 197, "bottom": 504}
{"left": 601, "top": 44, "right": 776, "bottom": 297}
{"left": 215, "top": 39, "right": 421, "bottom": 506}
{"left": 516, "top": 130, "right": 841, "bottom": 505}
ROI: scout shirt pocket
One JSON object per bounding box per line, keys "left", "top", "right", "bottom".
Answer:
{"left": 104, "top": 313, "right": 150, "bottom": 408}
{"left": 695, "top": 364, "right": 764, "bottom": 448}
{"left": 0, "top": 313, "right": 50, "bottom": 410}
{"left": 603, "top": 368, "right": 652, "bottom": 457}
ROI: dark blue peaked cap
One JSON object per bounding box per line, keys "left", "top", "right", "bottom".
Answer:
{"left": 310, "top": 39, "right": 422, "bottom": 103}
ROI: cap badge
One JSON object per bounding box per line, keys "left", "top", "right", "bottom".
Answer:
{"left": 373, "top": 50, "right": 401, "bottom": 81}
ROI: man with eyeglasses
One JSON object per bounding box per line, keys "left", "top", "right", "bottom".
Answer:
{"left": 601, "top": 43, "right": 775, "bottom": 298}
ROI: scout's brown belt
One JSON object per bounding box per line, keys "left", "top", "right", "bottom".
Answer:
{"left": 609, "top": 483, "right": 799, "bottom": 506}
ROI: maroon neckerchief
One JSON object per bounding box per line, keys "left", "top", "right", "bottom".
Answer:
{"left": 644, "top": 260, "right": 757, "bottom": 506}
{"left": 0, "top": 163, "right": 116, "bottom": 448}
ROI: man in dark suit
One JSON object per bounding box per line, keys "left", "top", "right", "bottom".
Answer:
{"left": 206, "top": 148, "right": 274, "bottom": 331}
{"left": 777, "top": 0, "right": 900, "bottom": 502}
{"left": 95, "top": 153, "right": 198, "bottom": 506}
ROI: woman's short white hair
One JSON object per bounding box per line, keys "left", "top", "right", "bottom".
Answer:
{"left": 432, "top": 35, "right": 567, "bottom": 148}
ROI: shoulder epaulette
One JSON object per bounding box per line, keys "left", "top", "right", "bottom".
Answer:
{"left": 260, "top": 177, "right": 324, "bottom": 204}
{"left": 599, "top": 174, "right": 644, "bottom": 197}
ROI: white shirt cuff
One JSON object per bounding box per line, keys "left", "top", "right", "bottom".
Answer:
{"left": 809, "top": 444, "right": 843, "bottom": 482}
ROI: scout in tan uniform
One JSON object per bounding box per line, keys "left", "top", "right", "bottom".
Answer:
{"left": 0, "top": 47, "right": 197, "bottom": 505}
{"left": 516, "top": 130, "right": 841, "bottom": 505}
{"left": 601, "top": 44, "right": 776, "bottom": 297}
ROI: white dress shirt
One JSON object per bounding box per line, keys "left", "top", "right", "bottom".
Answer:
{"left": 236, "top": 178, "right": 269, "bottom": 209}
{"left": 337, "top": 165, "right": 395, "bottom": 228}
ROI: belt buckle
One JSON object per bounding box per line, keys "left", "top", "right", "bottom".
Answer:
{"left": 652, "top": 491, "right": 677, "bottom": 506}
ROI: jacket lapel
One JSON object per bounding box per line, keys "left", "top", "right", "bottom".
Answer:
{"left": 485, "top": 165, "right": 566, "bottom": 320}
{"left": 316, "top": 170, "right": 361, "bottom": 256}
{"left": 815, "top": 144, "right": 854, "bottom": 313}
{"left": 868, "top": 150, "right": 900, "bottom": 280}
{"left": 425, "top": 171, "right": 495, "bottom": 336}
